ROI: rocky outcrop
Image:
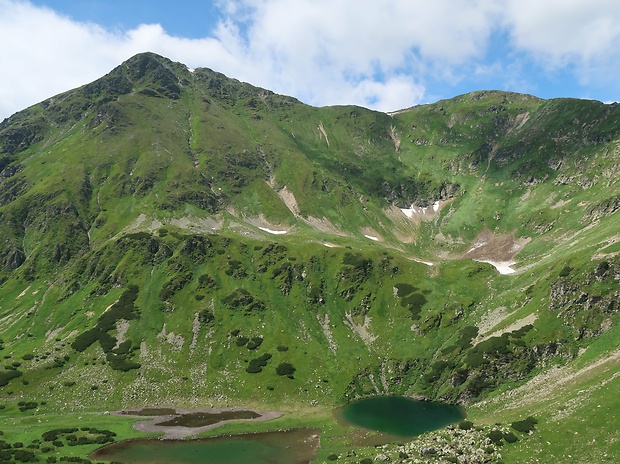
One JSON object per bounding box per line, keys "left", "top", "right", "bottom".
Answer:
{"left": 584, "top": 195, "right": 620, "bottom": 220}
{"left": 3, "top": 247, "right": 25, "bottom": 270}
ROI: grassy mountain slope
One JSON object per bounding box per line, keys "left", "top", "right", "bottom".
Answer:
{"left": 0, "top": 53, "right": 618, "bottom": 463}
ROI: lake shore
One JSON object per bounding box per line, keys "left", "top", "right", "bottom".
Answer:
{"left": 116, "top": 407, "right": 284, "bottom": 439}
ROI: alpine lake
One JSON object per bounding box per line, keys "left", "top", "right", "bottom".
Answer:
{"left": 90, "top": 397, "right": 465, "bottom": 463}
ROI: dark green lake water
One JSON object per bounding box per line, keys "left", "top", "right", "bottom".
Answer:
{"left": 336, "top": 396, "right": 465, "bottom": 438}
{"left": 90, "top": 428, "right": 321, "bottom": 464}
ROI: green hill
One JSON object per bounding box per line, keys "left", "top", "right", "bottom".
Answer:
{"left": 0, "top": 52, "right": 618, "bottom": 463}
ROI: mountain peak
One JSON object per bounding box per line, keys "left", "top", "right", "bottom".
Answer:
{"left": 89, "top": 51, "right": 189, "bottom": 100}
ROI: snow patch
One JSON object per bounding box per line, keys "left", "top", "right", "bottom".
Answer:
{"left": 323, "top": 243, "right": 336, "bottom": 248}
{"left": 399, "top": 200, "right": 446, "bottom": 220}
{"left": 364, "top": 234, "right": 379, "bottom": 241}
{"left": 400, "top": 206, "right": 417, "bottom": 218}
{"left": 476, "top": 259, "right": 516, "bottom": 275}
{"left": 258, "top": 227, "right": 288, "bottom": 235}
{"left": 411, "top": 258, "right": 434, "bottom": 266}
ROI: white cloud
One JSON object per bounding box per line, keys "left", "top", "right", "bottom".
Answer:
{"left": 0, "top": 1, "right": 239, "bottom": 119}
{"left": 0, "top": 0, "right": 117, "bottom": 119}
{"left": 503, "top": 0, "right": 620, "bottom": 64}
{"left": 0, "top": 0, "right": 501, "bottom": 119}
{"left": 2, "top": 0, "right": 620, "bottom": 120}
{"left": 208, "top": 0, "right": 501, "bottom": 109}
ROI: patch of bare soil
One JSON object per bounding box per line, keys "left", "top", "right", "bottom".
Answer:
{"left": 463, "top": 228, "right": 530, "bottom": 262}
{"left": 475, "top": 312, "right": 538, "bottom": 345}
{"left": 170, "top": 216, "right": 223, "bottom": 233}
{"left": 117, "top": 407, "right": 284, "bottom": 439}
{"left": 266, "top": 181, "right": 346, "bottom": 237}
{"left": 344, "top": 313, "right": 376, "bottom": 348}
{"left": 275, "top": 185, "right": 300, "bottom": 215}
{"left": 305, "top": 216, "right": 345, "bottom": 236}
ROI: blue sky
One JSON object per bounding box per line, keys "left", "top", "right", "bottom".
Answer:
{"left": 29, "top": 1, "right": 224, "bottom": 38}
{"left": 2, "top": 0, "right": 620, "bottom": 120}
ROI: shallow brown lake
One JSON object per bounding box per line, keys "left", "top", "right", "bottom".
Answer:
{"left": 90, "top": 428, "right": 321, "bottom": 464}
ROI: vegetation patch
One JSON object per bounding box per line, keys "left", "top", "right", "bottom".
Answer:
{"left": 222, "top": 289, "right": 266, "bottom": 313}
{"left": 275, "top": 362, "right": 296, "bottom": 378}
{"left": 246, "top": 353, "right": 272, "bottom": 373}
{"left": 0, "top": 369, "right": 22, "bottom": 387}
{"left": 511, "top": 416, "right": 538, "bottom": 433}
{"left": 71, "top": 286, "right": 141, "bottom": 371}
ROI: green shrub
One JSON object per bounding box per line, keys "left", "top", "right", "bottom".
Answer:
{"left": 400, "top": 292, "right": 427, "bottom": 318}
{"left": 559, "top": 265, "right": 572, "bottom": 277}
{"left": 13, "top": 449, "right": 36, "bottom": 462}
{"left": 72, "top": 286, "right": 140, "bottom": 353}
{"left": 511, "top": 416, "right": 538, "bottom": 433}
{"left": 458, "top": 420, "right": 474, "bottom": 430}
{"left": 276, "top": 362, "right": 296, "bottom": 376}
{"left": 198, "top": 308, "right": 215, "bottom": 325}
{"left": 72, "top": 328, "right": 101, "bottom": 352}
{"left": 423, "top": 360, "right": 450, "bottom": 383}
{"left": 197, "top": 274, "right": 218, "bottom": 290}
{"left": 246, "top": 353, "right": 272, "bottom": 373}
{"left": 503, "top": 431, "right": 519, "bottom": 443}
{"left": 0, "top": 369, "right": 23, "bottom": 387}
{"left": 236, "top": 336, "right": 249, "bottom": 347}
{"left": 510, "top": 324, "right": 533, "bottom": 339}
{"left": 18, "top": 401, "right": 38, "bottom": 412}
{"left": 464, "top": 350, "right": 487, "bottom": 367}
{"left": 112, "top": 340, "right": 132, "bottom": 355}
{"left": 487, "top": 429, "right": 504, "bottom": 445}
{"left": 106, "top": 353, "right": 140, "bottom": 371}
{"left": 394, "top": 283, "right": 418, "bottom": 296}
{"left": 98, "top": 332, "right": 117, "bottom": 353}
{"left": 222, "top": 289, "right": 266, "bottom": 313}
{"left": 246, "top": 337, "right": 263, "bottom": 350}
{"left": 456, "top": 326, "right": 479, "bottom": 349}
{"left": 277, "top": 345, "right": 289, "bottom": 352}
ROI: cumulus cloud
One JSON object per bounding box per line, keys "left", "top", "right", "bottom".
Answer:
{"left": 0, "top": 1, "right": 238, "bottom": 119}
{"left": 215, "top": 0, "right": 499, "bottom": 109}
{"left": 2, "top": 0, "right": 620, "bottom": 120}
{"left": 503, "top": 0, "right": 620, "bottom": 62}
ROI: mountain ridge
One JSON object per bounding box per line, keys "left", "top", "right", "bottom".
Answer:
{"left": 0, "top": 52, "right": 619, "bottom": 463}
